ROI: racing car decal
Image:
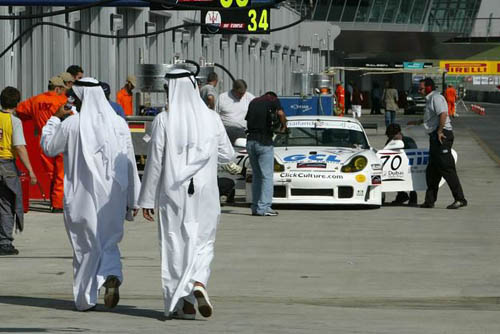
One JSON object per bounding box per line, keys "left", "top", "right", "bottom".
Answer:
{"left": 378, "top": 145, "right": 457, "bottom": 192}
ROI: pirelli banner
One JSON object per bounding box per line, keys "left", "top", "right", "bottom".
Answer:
{"left": 440, "top": 60, "right": 500, "bottom": 75}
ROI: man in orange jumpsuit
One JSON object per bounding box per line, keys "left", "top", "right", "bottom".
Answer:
{"left": 16, "top": 76, "right": 67, "bottom": 213}
{"left": 445, "top": 84, "right": 458, "bottom": 118}
{"left": 335, "top": 83, "right": 345, "bottom": 116}
{"left": 116, "top": 75, "right": 136, "bottom": 116}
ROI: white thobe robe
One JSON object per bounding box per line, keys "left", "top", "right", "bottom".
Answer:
{"left": 41, "top": 114, "right": 141, "bottom": 311}
{"left": 138, "top": 111, "right": 234, "bottom": 315}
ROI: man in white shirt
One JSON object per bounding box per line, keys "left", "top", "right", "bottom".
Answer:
{"left": 217, "top": 79, "right": 255, "bottom": 144}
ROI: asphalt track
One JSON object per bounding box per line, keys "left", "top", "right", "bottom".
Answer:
{"left": 453, "top": 102, "right": 500, "bottom": 166}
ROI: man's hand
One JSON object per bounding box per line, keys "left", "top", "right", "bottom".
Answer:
{"left": 54, "top": 105, "right": 72, "bottom": 120}
{"left": 437, "top": 130, "right": 446, "bottom": 144}
{"left": 29, "top": 171, "right": 37, "bottom": 185}
{"left": 222, "top": 162, "right": 243, "bottom": 175}
{"left": 143, "top": 208, "right": 155, "bottom": 222}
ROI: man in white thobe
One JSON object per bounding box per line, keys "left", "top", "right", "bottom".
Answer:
{"left": 41, "top": 78, "right": 141, "bottom": 311}
{"left": 138, "top": 69, "right": 234, "bottom": 319}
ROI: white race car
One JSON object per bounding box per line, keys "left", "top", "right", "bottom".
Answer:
{"left": 245, "top": 116, "right": 383, "bottom": 207}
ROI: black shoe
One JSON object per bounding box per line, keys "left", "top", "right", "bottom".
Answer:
{"left": 51, "top": 208, "right": 64, "bottom": 213}
{"left": 408, "top": 201, "right": 418, "bottom": 207}
{"left": 0, "top": 244, "right": 19, "bottom": 256}
{"left": 420, "top": 202, "right": 434, "bottom": 208}
{"left": 253, "top": 210, "right": 279, "bottom": 217}
{"left": 446, "top": 200, "right": 468, "bottom": 209}
{"left": 103, "top": 275, "right": 121, "bottom": 308}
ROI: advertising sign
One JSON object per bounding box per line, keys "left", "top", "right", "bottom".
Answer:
{"left": 201, "top": 7, "right": 270, "bottom": 34}
{"left": 403, "top": 62, "right": 425, "bottom": 69}
{"left": 440, "top": 60, "right": 500, "bottom": 75}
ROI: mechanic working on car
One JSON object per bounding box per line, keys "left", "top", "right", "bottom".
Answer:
{"left": 385, "top": 123, "right": 418, "bottom": 206}
{"left": 245, "top": 91, "right": 287, "bottom": 216}
{"left": 408, "top": 78, "right": 467, "bottom": 209}
{"left": 200, "top": 72, "right": 218, "bottom": 111}
{"left": 217, "top": 79, "right": 255, "bottom": 144}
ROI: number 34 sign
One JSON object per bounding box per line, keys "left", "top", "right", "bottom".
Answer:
{"left": 201, "top": 8, "right": 271, "bottom": 34}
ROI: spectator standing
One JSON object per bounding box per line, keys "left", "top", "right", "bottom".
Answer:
{"left": 245, "top": 92, "right": 287, "bottom": 216}
{"left": 351, "top": 84, "right": 363, "bottom": 119}
{"left": 370, "top": 82, "right": 382, "bottom": 115}
{"left": 382, "top": 80, "right": 399, "bottom": 127}
{"left": 200, "top": 72, "right": 218, "bottom": 110}
{"left": 445, "top": 84, "right": 458, "bottom": 118}
{"left": 345, "top": 81, "right": 353, "bottom": 115}
{"left": 16, "top": 76, "right": 68, "bottom": 213}
{"left": 66, "top": 65, "right": 84, "bottom": 81}
{"left": 100, "top": 82, "right": 126, "bottom": 120}
{"left": 117, "top": 75, "right": 136, "bottom": 116}
{"left": 217, "top": 79, "right": 255, "bottom": 144}
{"left": 335, "top": 83, "right": 345, "bottom": 116}
{"left": 0, "top": 87, "right": 37, "bottom": 256}
{"left": 410, "top": 78, "right": 467, "bottom": 209}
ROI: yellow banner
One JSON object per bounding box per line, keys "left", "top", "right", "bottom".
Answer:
{"left": 440, "top": 60, "right": 500, "bottom": 75}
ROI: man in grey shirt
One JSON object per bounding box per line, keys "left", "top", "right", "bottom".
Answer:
{"left": 410, "top": 78, "right": 466, "bottom": 209}
{"left": 200, "top": 72, "right": 218, "bottom": 110}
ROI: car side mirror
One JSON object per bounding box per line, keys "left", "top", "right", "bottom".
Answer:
{"left": 234, "top": 138, "right": 247, "bottom": 148}
{"left": 383, "top": 139, "right": 404, "bottom": 150}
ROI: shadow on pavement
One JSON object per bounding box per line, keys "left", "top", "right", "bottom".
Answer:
{"left": 0, "top": 296, "right": 165, "bottom": 321}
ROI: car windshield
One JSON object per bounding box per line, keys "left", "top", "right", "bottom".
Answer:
{"left": 274, "top": 125, "right": 369, "bottom": 149}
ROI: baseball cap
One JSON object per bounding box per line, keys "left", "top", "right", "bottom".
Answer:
{"left": 49, "top": 76, "right": 66, "bottom": 88}
{"left": 127, "top": 75, "right": 137, "bottom": 87}
{"left": 59, "top": 72, "right": 75, "bottom": 84}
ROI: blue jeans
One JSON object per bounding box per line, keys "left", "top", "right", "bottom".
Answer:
{"left": 247, "top": 140, "right": 274, "bottom": 215}
{"left": 385, "top": 110, "right": 396, "bottom": 127}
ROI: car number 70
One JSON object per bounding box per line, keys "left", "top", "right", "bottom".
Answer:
{"left": 380, "top": 155, "right": 402, "bottom": 171}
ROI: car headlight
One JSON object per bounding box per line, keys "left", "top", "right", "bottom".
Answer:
{"left": 407, "top": 96, "right": 413, "bottom": 101}
{"left": 341, "top": 156, "right": 367, "bottom": 173}
{"left": 274, "top": 159, "right": 285, "bottom": 172}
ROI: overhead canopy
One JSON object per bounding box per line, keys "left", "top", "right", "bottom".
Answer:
{"left": 0, "top": 0, "right": 274, "bottom": 6}
{"left": 334, "top": 30, "right": 497, "bottom": 63}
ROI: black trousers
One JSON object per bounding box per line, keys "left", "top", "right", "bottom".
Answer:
{"left": 424, "top": 129, "right": 465, "bottom": 204}
{"left": 371, "top": 98, "right": 381, "bottom": 114}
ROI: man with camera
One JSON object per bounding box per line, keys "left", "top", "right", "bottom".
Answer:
{"left": 245, "top": 92, "right": 287, "bottom": 216}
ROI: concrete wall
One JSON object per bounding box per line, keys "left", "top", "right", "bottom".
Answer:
{"left": 0, "top": 5, "right": 340, "bottom": 107}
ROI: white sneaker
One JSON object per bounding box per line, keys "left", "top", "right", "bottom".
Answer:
{"left": 193, "top": 285, "right": 213, "bottom": 318}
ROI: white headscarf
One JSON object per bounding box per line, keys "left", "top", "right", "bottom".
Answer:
{"left": 72, "top": 77, "right": 128, "bottom": 196}
{"left": 164, "top": 69, "right": 218, "bottom": 207}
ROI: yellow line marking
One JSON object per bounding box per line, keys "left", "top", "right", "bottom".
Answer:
{"left": 468, "top": 130, "right": 500, "bottom": 166}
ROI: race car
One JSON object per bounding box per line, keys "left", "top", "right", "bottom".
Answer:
{"left": 245, "top": 116, "right": 384, "bottom": 206}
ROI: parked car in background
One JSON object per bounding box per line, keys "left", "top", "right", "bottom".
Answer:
{"left": 404, "top": 85, "right": 426, "bottom": 115}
